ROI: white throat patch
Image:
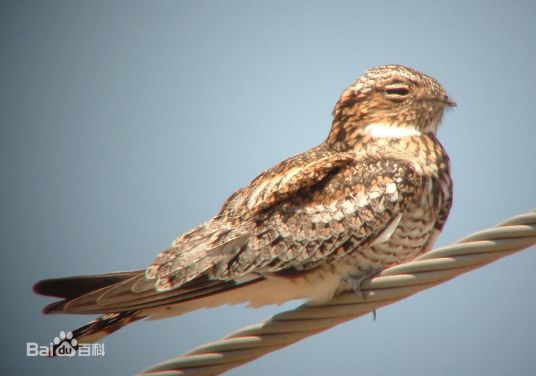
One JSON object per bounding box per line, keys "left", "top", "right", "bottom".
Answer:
{"left": 363, "top": 123, "right": 422, "bottom": 138}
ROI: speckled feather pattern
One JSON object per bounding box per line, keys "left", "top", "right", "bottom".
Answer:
{"left": 145, "top": 64, "right": 453, "bottom": 295}
{"left": 148, "top": 133, "right": 451, "bottom": 294}
{"left": 35, "top": 64, "right": 455, "bottom": 341}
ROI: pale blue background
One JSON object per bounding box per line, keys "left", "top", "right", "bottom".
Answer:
{"left": 2, "top": 1, "right": 536, "bottom": 375}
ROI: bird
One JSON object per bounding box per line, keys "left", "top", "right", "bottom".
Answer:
{"left": 34, "top": 64, "right": 455, "bottom": 345}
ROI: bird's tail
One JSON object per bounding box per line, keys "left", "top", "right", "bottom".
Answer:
{"left": 33, "top": 270, "right": 146, "bottom": 345}
{"left": 70, "top": 310, "right": 142, "bottom": 344}
{"left": 33, "top": 268, "right": 267, "bottom": 346}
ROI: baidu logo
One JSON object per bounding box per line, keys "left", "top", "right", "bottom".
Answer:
{"left": 26, "top": 330, "right": 104, "bottom": 357}
{"left": 52, "top": 331, "right": 78, "bottom": 357}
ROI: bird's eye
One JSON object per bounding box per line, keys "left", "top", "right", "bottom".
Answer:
{"left": 386, "top": 87, "right": 409, "bottom": 96}
{"left": 384, "top": 84, "right": 410, "bottom": 98}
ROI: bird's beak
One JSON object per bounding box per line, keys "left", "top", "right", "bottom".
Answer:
{"left": 443, "top": 95, "right": 457, "bottom": 107}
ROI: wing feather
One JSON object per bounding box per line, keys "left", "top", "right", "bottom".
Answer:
{"left": 37, "top": 148, "right": 426, "bottom": 317}
{"left": 43, "top": 272, "right": 262, "bottom": 314}
{"left": 219, "top": 154, "right": 425, "bottom": 276}
{"left": 147, "top": 146, "right": 356, "bottom": 290}
{"left": 149, "top": 147, "right": 425, "bottom": 290}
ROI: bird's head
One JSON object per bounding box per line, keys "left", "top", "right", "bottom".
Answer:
{"left": 326, "top": 64, "right": 455, "bottom": 149}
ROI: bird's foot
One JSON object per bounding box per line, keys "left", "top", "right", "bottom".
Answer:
{"left": 342, "top": 268, "right": 383, "bottom": 298}
{"left": 343, "top": 269, "right": 383, "bottom": 321}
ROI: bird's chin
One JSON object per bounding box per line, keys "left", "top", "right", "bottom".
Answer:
{"left": 363, "top": 123, "right": 423, "bottom": 138}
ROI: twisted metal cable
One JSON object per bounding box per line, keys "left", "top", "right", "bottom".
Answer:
{"left": 140, "top": 210, "right": 536, "bottom": 376}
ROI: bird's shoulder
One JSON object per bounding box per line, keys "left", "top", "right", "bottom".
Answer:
{"left": 218, "top": 144, "right": 356, "bottom": 218}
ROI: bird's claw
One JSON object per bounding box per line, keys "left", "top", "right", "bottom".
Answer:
{"left": 342, "top": 274, "right": 370, "bottom": 298}
{"left": 342, "top": 268, "right": 383, "bottom": 298}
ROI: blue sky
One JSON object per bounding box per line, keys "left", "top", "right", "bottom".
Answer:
{"left": 2, "top": 1, "right": 536, "bottom": 375}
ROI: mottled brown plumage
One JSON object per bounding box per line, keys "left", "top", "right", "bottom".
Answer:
{"left": 34, "top": 64, "right": 455, "bottom": 345}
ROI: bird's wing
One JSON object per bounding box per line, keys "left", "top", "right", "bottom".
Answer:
{"left": 148, "top": 147, "right": 427, "bottom": 288}
{"left": 38, "top": 271, "right": 262, "bottom": 314}
{"left": 144, "top": 147, "right": 358, "bottom": 288}
{"left": 217, "top": 152, "right": 428, "bottom": 277}
{"left": 43, "top": 148, "right": 427, "bottom": 314}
